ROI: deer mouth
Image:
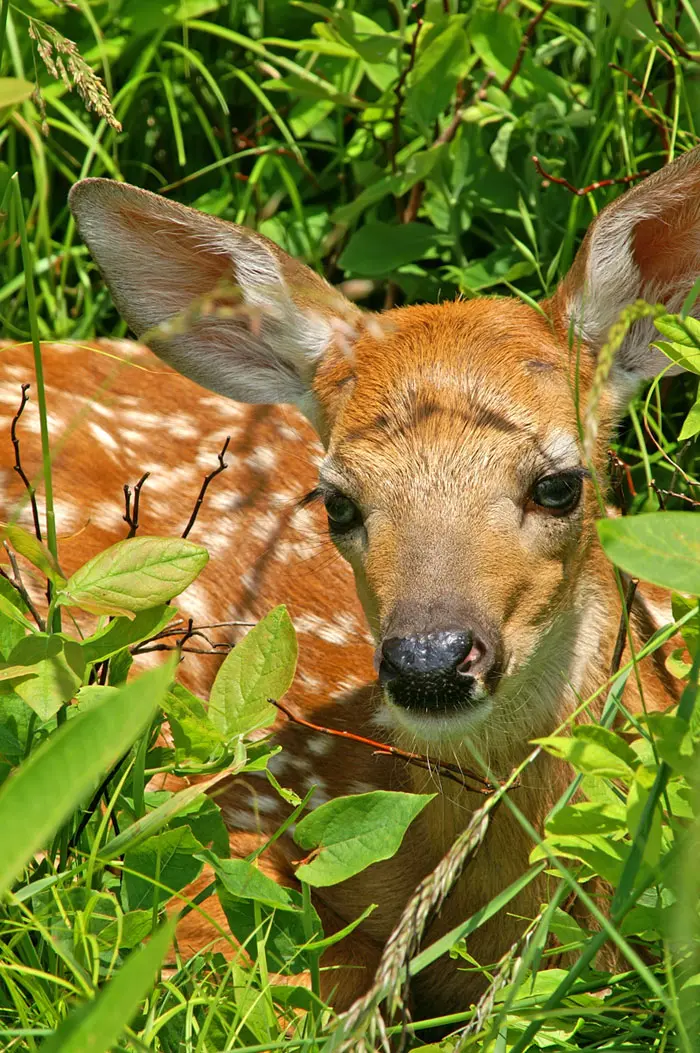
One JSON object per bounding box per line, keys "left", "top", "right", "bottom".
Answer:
{"left": 379, "top": 667, "right": 490, "bottom": 717}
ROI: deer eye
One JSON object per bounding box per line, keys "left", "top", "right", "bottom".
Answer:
{"left": 530, "top": 471, "right": 584, "bottom": 515}
{"left": 324, "top": 492, "right": 362, "bottom": 533}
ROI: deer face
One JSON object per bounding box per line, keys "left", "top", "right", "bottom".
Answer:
{"left": 69, "top": 148, "right": 700, "bottom": 749}
{"left": 309, "top": 298, "right": 604, "bottom": 744}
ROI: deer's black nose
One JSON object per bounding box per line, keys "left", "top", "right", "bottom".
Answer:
{"left": 380, "top": 631, "right": 474, "bottom": 678}
{"left": 379, "top": 630, "right": 496, "bottom": 714}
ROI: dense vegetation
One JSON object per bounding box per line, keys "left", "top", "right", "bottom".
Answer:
{"left": 1, "top": 0, "right": 700, "bottom": 1049}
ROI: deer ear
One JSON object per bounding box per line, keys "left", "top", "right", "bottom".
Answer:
{"left": 69, "top": 179, "right": 360, "bottom": 418}
{"left": 551, "top": 146, "right": 700, "bottom": 388}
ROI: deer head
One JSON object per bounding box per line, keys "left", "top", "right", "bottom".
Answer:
{"left": 69, "top": 149, "right": 700, "bottom": 759}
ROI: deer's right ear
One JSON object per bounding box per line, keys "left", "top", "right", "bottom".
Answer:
{"left": 550, "top": 146, "right": 700, "bottom": 393}
{"left": 69, "top": 179, "right": 360, "bottom": 420}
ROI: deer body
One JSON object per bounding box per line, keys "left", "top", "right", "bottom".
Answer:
{"left": 3, "top": 146, "right": 698, "bottom": 1016}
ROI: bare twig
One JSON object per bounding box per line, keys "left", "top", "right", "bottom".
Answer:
{"left": 269, "top": 697, "right": 493, "bottom": 793}
{"left": 1, "top": 542, "right": 45, "bottom": 630}
{"left": 182, "top": 436, "right": 231, "bottom": 539}
{"left": 651, "top": 485, "right": 700, "bottom": 509}
{"left": 502, "top": 2, "right": 553, "bottom": 94}
{"left": 123, "top": 472, "right": 150, "bottom": 538}
{"left": 10, "top": 384, "right": 43, "bottom": 543}
{"left": 532, "top": 156, "right": 650, "bottom": 196}
{"left": 643, "top": 0, "right": 700, "bottom": 62}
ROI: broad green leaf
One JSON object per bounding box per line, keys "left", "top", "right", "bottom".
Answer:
{"left": 652, "top": 339, "right": 700, "bottom": 375}
{"left": 0, "top": 635, "right": 85, "bottom": 720}
{"left": 38, "top": 920, "right": 174, "bottom": 1053}
{"left": 338, "top": 222, "right": 439, "bottom": 277}
{"left": 208, "top": 605, "right": 297, "bottom": 739}
{"left": 679, "top": 389, "right": 700, "bottom": 440}
{"left": 406, "top": 16, "right": 470, "bottom": 128}
{"left": 0, "top": 523, "right": 66, "bottom": 587}
{"left": 100, "top": 909, "right": 154, "bottom": 950}
{"left": 534, "top": 728, "right": 635, "bottom": 779}
{"left": 123, "top": 826, "right": 204, "bottom": 910}
{"left": 0, "top": 78, "right": 34, "bottom": 110}
{"left": 81, "top": 605, "right": 176, "bottom": 665}
{"left": 294, "top": 790, "right": 434, "bottom": 887}
{"left": 58, "top": 536, "right": 209, "bottom": 616}
{"left": 653, "top": 313, "right": 700, "bottom": 347}
{"left": 164, "top": 682, "right": 224, "bottom": 762}
{"left": 206, "top": 854, "right": 298, "bottom": 910}
{"left": 0, "top": 659, "right": 174, "bottom": 896}
{"left": 597, "top": 512, "right": 700, "bottom": 595}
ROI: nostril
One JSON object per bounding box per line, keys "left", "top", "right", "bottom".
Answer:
{"left": 456, "top": 639, "right": 486, "bottom": 675}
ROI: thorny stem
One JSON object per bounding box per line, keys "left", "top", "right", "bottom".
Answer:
{"left": 269, "top": 698, "right": 493, "bottom": 793}
{"left": 10, "top": 384, "right": 42, "bottom": 543}
{"left": 182, "top": 436, "right": 231, "bottom": 539}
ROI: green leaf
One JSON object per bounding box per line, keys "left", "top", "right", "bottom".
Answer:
{"left": 338, "top": 222, "right": 439, "bottom": 277}
{"left": 626, "top": 775, "right": 662, "bottom": 868}
{"left": 208, "top": 606, "right": 297, "bottom": 739}
{"left": 0, "top": 659, "right": 174, "bottom": 896}
{"left": 123, "top": 826, "right": 204, "bottom": 911}
{"left": 653, "top": 313, "right": 700, "bottom": 347}
{"left": 0, "top": 78, "right": 34, "bottom": 110}
{"left": 38, "top": 920, "right": 174, "bottom": 1053}
{"left": 597, "top": 512, "right": 700, "bottom": 595}
{"left": 164, "top": 682, "right": 224, "bottom": 762}
{"left": 652, "top": 340, "right": 700, "bottom": 375}
{"left": 679, "top": 389, "right": 700, "bottom": 440}
{"left": 219, "top": 887, "right": 321, "bottom": 974}
{"left": 15, "top": 645, "right": 85, "bottom": 720}
{"left": 406, "top": 16, "right": 470, "bottom": 128}
{"left": 0, "top": 523, "right": 66, "bottom": 587}
{"left": 58, "top": 536, "right": 209, "bottom": 617}
{"left": 205, "top": 854, "right": 298, "bottom": 910}
{"left": 534, "top": 728, "right": 635, "bottom": 778}
{"left": 81, "top": 606, "right": 176, "bottom": 665}
{"left": 293, "top": 790, "right": 434, "bottom": 887}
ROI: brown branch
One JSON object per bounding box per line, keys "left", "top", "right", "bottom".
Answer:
{"left": 532, "top": 156, "right": 650, "bottom": 196}
{"left": 643, "top": 0, "right": 700, "bottom": 62}
{"left": 123, "top": 472, "right": 150, "bottom": 538}
{"left": 10, "top": 384, "right": 42, "bottom": 543}
{"left": 269, "top": 698, "right": 494, "bottom": 794}
{"left": 652, "top": 485, "right": 700, "bottom": 509}
{"left": 182, "top": 436, "right": 230, "bottom": 539}
{"left": 1, "top": 542, "right": 45, "bottom": 630}
{"left": 502, "top": 2, "right": 553, "bottom": 94}
{"left": 610, "top": 576, "right": 639, "bottom": 677}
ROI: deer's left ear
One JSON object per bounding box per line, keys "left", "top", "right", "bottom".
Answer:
{"left": 550, "top": 146, "right": 700, "bottom": 387}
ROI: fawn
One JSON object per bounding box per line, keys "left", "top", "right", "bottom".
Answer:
{"left": 2, "top": 146, "right": 697, "bottom": 1017}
